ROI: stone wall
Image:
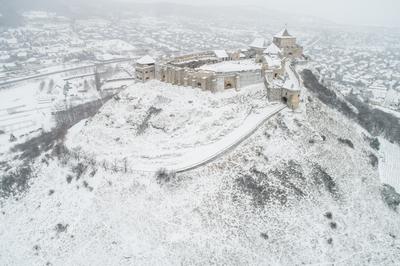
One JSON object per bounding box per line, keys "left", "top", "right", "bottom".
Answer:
{"left": 136, "top": 64, "right": 155, "bottom": 82}
{"left": 238, "top": 70, "right": 263, "bottom": 88}
{"left": 155, "top": 59, "right": 264, "bottom": 92}
{"left": 265, "top": 73, "right": 301, "bottom": 110}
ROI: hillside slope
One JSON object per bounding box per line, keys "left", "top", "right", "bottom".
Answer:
{"left": 1, "top": 81, "right": 399, "bottom": 265}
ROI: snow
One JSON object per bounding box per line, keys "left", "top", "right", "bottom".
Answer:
{"left": 171, "top": 103, "right": 285, "bottom": 172}
{"left": 65, "top": 80, "right": 274, "bottom": 172}
{"left": 1, "top": 86, "right": 399, "bottom": 265}
{"left": 213, "top": 50, "right": 229, "bottom": 59}
{"left": 137, "top": 55, "right": 155, "bottom": 65}
{"left": 264, "top": 54, "right": 281, "bottom": 68}
{"left": 379, "top": 137, "right": 400, "bottom": 192}
{"left": 199, "top": 59, "right": 261, "bottom": 73}
{"left": 264, "top": 43, "right": 281, "bottom": 55}
{"left": 274, "top": 28, "right": 292, "bottom": 38}
{"left": 0, "top": 81, "right": 56, "bottom": 140}
{"left": 284, "top": 62, "right": 301, "bottom": 91}
{"left": 249, "top": 38, "right": 268, "bottom": 49}
{"left": 87, "top": 39, "right": 136, "bottom": 53}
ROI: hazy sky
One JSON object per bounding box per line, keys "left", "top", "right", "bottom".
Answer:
{"left": 120, "top": 0, "right": 400, "bottom": 27}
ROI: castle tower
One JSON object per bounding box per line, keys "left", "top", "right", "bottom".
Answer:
{"left": 273, "top": 28, "right": 303, "bottom": 59}
{"left": 135, "top": 55, "right": 156, "bottom": 82}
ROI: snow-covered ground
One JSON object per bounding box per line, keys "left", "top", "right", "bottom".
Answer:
{"left": 0, "top": 63, "right": 136, "bottom": 155}
{"left": 0, "top": 75, "right": 96, "bottom": 138}
{"left": 379, "top": 137, "right": 400, "bottom": 192}
{"left": 199, "top": 59, "right": 261, "bottom": 73}
{"left": 66, "top": 80, "right": 276, "bottom": 172}
{"left": 1, "top": 84, "right": 399, "bottom": 265}
{"left": 0, "top": 81, "right": 56, "bottom": 153}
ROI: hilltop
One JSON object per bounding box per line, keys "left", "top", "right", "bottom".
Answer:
{"left": 1, "top": 72, "right": 399, "bottom": 264}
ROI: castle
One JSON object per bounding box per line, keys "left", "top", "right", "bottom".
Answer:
{"left": 135, "top": 28, "right": 303, "bottom": 109}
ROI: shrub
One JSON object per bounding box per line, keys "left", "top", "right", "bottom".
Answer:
{"left": 155, "top": 168, "right": 176, "bottom": 184}
{"left": 55, "top": 223, "right": 68, "bottom": 233}
{"left": 9, "top": 134, "right": 17, "bottom": 142}
{"left": 66, "top": 175, "right": 73, "bottom": 184}
{"left": 381, "top": 184, "right": 400, "bottom": 210}
{"left": 71, "top": 163, "right": 87, "bottom": 180}
{"left": 312, "top": 165, "right": 339, "bottom": 198}
{"left": 137, "top": 107, "right": 162, "bottom": 135}
{"left": 324, "top": 212, "right": 333, "bottom": 219}
{"left": 338, "top": 138, "right": 354, "bottom": 149}
{"left": 82, "top": 181, "right": 94, "bottom": 192}
{"left": 370, "top": 138, "right": 380, "bottom": 151}
{"left": 369, "top": 153, "right": 378, "bottom": 168}
{"left": 0, "top": 165, "right": 33, "bottom": 199}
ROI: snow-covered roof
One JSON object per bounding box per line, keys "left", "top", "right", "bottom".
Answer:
{"left": 263, "top": 55, "right": 281, "bottom": 68}
{"left": 214, "top": 50, "right": 229, "bottom": 59}
{"left": 264, "top": 43, "right": 282, "bottom": 55}
{"left": 249, "top": 38, "right": 268, "bottom": 49}
{"left": 137, "top": 55, "right": 155, "bottom": 65}
{"left": 274, "top": 28, "right": 292, "bottom": 38}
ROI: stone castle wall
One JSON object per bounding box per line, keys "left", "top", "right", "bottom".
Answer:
{"left": 153, "top": 52, "right": 265, "bottom": 92}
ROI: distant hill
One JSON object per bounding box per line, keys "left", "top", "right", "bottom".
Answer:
{"left": 0, "top": 0, "right": 334, "bottom": 28}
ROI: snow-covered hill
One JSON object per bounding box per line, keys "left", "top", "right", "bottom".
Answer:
{"left": 1, "top": 78, "right": 400, "bottom": 265}
{"left": 65, "top": 80, "right": 278, "bottom": 172}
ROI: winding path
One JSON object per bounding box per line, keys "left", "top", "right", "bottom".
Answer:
{"left": 171, "top": 104, "right": 286, "bottom": 173}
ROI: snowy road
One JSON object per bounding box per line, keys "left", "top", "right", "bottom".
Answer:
{"left": 0, "top": 58, "right": 133, "bottom": 87}
{"left": 165, "top": 103, "right": 286, "bottom": 173}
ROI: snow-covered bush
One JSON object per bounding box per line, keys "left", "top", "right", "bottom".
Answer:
{"left": 155, "top": 168, "right": 176, "bottom": 184}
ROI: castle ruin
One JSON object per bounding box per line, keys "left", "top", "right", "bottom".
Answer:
{"left": 136, "top": 28, "right": 303, "bottom": 109}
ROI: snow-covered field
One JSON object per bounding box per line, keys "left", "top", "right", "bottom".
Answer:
{"left": 0, "top": 63, "right": 136, "bottom": 154}
{"left": 379, "top": 137, "right": 400, "bottom": 192}
{"left": 0, "top": 81, "right": 56, "bottom": 153}
{"left": 0, "top": 75, "right": 96, "bottom": 137}
{"left": 66, "top": 80, "right": 277, "bottom": 171}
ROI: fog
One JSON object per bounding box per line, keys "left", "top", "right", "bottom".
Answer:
{"left": 119, "top": 0, "right": 400, "bottom": 28}
{"left": 1, "top": 0, "right": 399, "bottom": 28}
